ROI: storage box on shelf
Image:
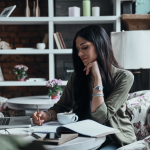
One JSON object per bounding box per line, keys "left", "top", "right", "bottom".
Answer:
{"left": 0, "top": 0, "right": 133, "bottom": 88}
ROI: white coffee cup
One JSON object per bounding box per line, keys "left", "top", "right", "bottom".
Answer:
{"left": 57, "top": 113, "right": 78, "bottom": 125}
{"left": 36, "top": 43, "right": 46, "bottom": 49}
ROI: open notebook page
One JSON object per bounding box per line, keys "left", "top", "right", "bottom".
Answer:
{"left": 57, "top": 119, "right": 120, "bottom": 137}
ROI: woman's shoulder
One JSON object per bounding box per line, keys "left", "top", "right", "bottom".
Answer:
{"left": 112, "top": 65, "right": 134, "bottom": 82}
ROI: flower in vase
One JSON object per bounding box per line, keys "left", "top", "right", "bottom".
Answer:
{"left": 46, "top": 79, "right": 63, "bottom": 98}
{"left": 13, "top": 64, "right": 28, "bottom": 80}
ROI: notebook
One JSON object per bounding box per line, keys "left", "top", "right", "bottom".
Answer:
{"left": 0, "top": 116, "right": 31, "bottom": 129}
{"left": 33, "top": 119, "right": 120, "bottom": 138}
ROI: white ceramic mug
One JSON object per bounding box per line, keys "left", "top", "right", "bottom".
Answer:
{"left": 57, "top": 113, "right": 78, "bottom": 125}
{"left": 36, "top": 43, "right": 46, "bottom": 49}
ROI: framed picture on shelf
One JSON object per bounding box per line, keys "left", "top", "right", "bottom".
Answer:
{"left": 63, "top": 61, "right": 74, "bottom": 80}
{"left": 0, "top": 5, "right": 16, "bottom": 17}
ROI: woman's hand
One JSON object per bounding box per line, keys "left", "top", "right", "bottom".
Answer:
{"left": 83, "top": 60, "right": 101, "bottom": 79}
{"left": 32, "top": 111, "right": 50, "bottom": 126}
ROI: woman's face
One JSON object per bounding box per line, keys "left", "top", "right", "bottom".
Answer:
{"left": 76, "top": 36, "right": 97, "bottom": 66}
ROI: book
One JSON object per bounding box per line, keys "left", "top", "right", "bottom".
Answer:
{"left": 33, "top": 119, "right": 120, "bottom": 138}
{"left": 56, "top": 32, "right": 63, "bottom": 49}
{"left": 59, "top": 32, "right": 66, "bottom": 49}
{"left": 35, "top": 133, "right": 78, "bottom": 145}
{"left": 53, "top": 33, "right": 61, "bottom": 49}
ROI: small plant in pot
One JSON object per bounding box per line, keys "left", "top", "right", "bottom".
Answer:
{"left": 13, "top": 64, "right": 28, "bottom": 81}
{"left": 46, "top": 79, "right": 63, "bottom": 99}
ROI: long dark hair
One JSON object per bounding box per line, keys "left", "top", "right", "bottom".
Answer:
{"left": 72, "top": 25, "right": 120, "bottom": 120}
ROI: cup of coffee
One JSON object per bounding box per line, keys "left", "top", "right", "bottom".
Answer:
{"left": 57, "top": 113, "right": 78, "bottom": 125}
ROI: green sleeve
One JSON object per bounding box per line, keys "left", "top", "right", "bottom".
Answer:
{"left": 49, "top": 72, "right": 75, "bottom": 113}
{"left": 90, "top": 71, "right": 134, "bottom": 124}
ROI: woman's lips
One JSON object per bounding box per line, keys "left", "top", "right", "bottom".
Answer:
{"left": 82, "top": 58, "right": 87, "bottom": 61}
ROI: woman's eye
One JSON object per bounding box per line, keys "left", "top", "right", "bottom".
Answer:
{"left": 82, "top": 46, "right": 88, "bottom": 49}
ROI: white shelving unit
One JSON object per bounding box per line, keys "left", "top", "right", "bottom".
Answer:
{"left": 0, "top": 0, "right": 134, "bottom": 86}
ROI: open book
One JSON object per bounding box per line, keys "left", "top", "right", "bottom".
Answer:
{"left": 33, "top": 119, "right": 120, "bottom": 138}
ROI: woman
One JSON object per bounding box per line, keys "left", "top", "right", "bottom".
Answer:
{"left": 32, "top": 25, "right": 137, "bottom": 149}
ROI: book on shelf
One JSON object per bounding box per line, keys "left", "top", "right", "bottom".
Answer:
{"left": 59, "top": 32, "right": 66, "bottom": 49}
{"left": 33, "top": 119, "right": 120, "bottom": 145}
{"left": 53, "top": 33, "right": 61, "bottom": 49}
{"left": 56, "top": 32, "right": 64, "bottom": 49}
{"left": 53, "top": 32, "right": 66, "bottom": 49}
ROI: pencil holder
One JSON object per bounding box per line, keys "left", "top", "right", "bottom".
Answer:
{"left": 69, "top": 6, "right": 80, "bottom": 17}
{"left": 83, "top": 0, "right": 91, "bottom": 16}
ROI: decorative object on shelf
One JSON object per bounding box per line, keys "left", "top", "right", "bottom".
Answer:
{"left": 0, "top": 5, "right": 16, "bottom": 17}
{"left": 36, "top": 0, "right": 40, "bottom": 17}
{"left": 13, "top": 64, "right": 28, "bottom": 81}
{"left": 136, "top": 0, "right": 150, "bottom": 14}
{"left": 0, "top": 39, "right": 11, "bottom": 49}
{"left": 121, "top": 1, "right": 133, "bottom": 14}
{"left": 69, "top": 6, "right": 80, "bottom": 17}
{"left": 46, "top": 79, "right": 63, "bottom": 99}
{"left": 36, "top": 43, "right": 46, "bottom": 49}
{"left": 83, "top": 0, "right": 91, "bottom": 16}
{"left": 64, "top": 61, "right": 74, "bottom": 80}
{"left": 92, "top": 7, "right": 100, "bottom": 16}
{"left": 25, "top": 0, "right": 30, "bottom": 17}
{"left": 33, "top": 1, "right": 36, "bottom": 16}
{"left": 42, "top": 34, "right": 48, "bottom": 48}
{"left": 26, "top": 78, "right": 46, "bottom": 82}
{"left": 0, "top": 66, "right": 4, "bottom": 81}
{"left": 53, "top": 32, "right": 66, "bottom": 49}
{"left": 111, "top": 30, "right": 150, "bottom": 92}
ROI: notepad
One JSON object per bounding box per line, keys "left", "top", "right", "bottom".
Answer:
{"left": 33, "top": 119, "right": 120, "bottom": 138}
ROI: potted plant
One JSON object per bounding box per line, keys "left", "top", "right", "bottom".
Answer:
{"left": 13, "top": 64, "right": 28, "bottom": 81}
{"left": 46, "top": 79, "right": 63, "bottom": 99}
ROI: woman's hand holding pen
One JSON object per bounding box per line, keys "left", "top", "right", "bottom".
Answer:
{"left": 32, "top": 111, "right": 49, "bottom": 126}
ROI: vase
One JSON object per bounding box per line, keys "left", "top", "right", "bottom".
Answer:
{"left": 33, "top": 1, "right": 36, "bottom": 16}
{"left": 18, "top": 78, "right": 25, "bottom": 81}
{"left": 51, "top": 91, "right": 60, "bottom": 99}
{"left": 36, "top": 0, "right": 40, "bottom": 17}
{"left": 25, "top": 0, "right": 30, "bottom": 17}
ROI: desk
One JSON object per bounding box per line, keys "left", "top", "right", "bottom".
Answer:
{"left": 0, "top": 120, "right": 106, "bottom": 150}
{"left": 7, "top": 95, "right": 59, "bottom": 116}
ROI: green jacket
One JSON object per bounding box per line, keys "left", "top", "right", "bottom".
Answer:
{"left": 49, "top": 65, "right": 137, "bottom": 146}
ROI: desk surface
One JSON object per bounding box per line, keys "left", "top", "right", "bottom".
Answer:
{"left": 7, "top": 95, "right": 59, "bottom": 110}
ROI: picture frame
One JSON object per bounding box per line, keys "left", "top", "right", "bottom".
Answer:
{"left": 0, "top": 5, "right": 16, "bottom": 17}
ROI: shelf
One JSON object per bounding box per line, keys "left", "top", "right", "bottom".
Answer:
{"left": 53, "top": 16, "right": 117, "bottom": 24}
{"left": 0, "top": 81, "right": 68, "bottom": 86}
{"left": 0, "top": 49, "right": 72, "bottom": 54}
{"left": 122, "top": 14, "right": 150, "bottom": 30}
{"left": 0, "top": 16, "right": 117, "bottom": 25}
{"left": 0, "top": 17, "right": 50, "bottom": 25}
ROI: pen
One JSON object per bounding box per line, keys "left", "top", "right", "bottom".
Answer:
{"left": 31, "top": 133, "right": 41, "bottom": 139}
{"left": 36, "top": 105, "right": 41, "bottom": 125}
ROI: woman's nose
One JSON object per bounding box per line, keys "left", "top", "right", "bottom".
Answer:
{"left": 78, "top": 50, "right": 84, "bottom": 57}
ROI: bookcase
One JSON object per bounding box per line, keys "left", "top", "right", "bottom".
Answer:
{"left": 0, "top": 0, "right": 135, "bottom": 87}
